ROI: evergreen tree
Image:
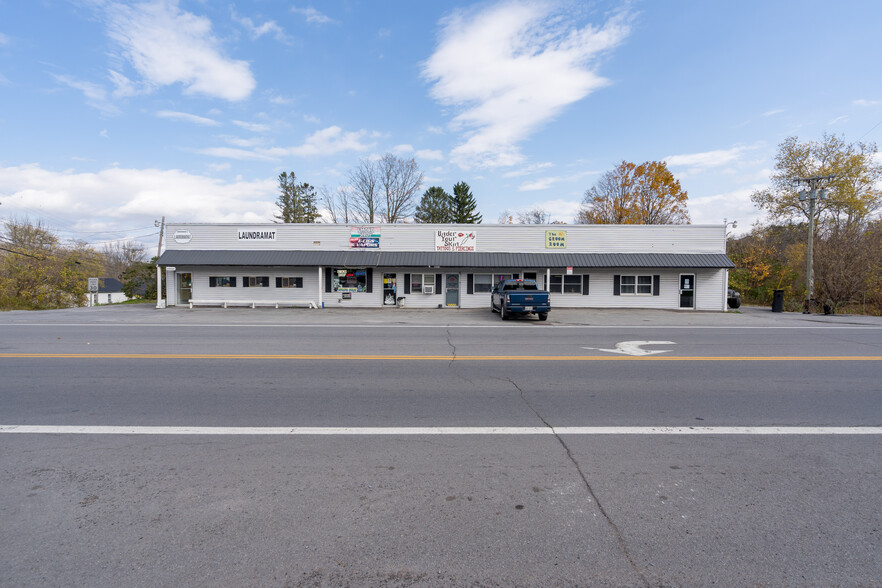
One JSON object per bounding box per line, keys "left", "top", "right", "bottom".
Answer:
{"left": 450, "top": 181, "right": 482, "bottom": 223}
{"left": 275, "top": 171, "right": 320, "bottom": 223}
{"left": 414, "top": 186, "right": 453, "bottom": 223}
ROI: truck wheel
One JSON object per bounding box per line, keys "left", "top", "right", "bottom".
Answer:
{"left": 538, "top": 312, "right": 548, "bottom": 321}
{"left": 500, "top": 305, "right": 508, "bottom": 320}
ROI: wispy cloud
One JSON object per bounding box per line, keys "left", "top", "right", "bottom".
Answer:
{"left": 853, "top": 99, "right": 881, "bottom": 107}
{"left": 665, "top": 146, "right": 753, "bottom": 169}
{"left": 303, "top": 114, "right": 321, "bottom": 124}
{"left": 105, "top": 0, "right": 256, "bottom": 101}
{"left": 157, "top": 110, "right": 220, "bottom": 126}
{"left": 762, "top": 109, "right": 784, "bottom": 117}
{"left": 52, "top": 74, "right": 119, "bottom": 116}
{"left": 423, "top": 1, "right": 632, "bottom": 169}
{"left": 199, "top": 126, "right": 374, "bottom": 160}
{"left": 415, "top": 149, "right": 444, "bottom": 161}
{"left": 828, "top": 115, "right": 848, "bottom": 125}
{"left": 517, "top": 170, "right": 598, "bottom": 191}
{"left": 0, "top": 33, "right": 10, "bottom": 46}
{"left": 503, "top": 162, "right": 554, "bottom": 178}
{"left": 233, "top": 13, "right": 292, "bottom": 44}
{"left": 232, "top": 120, "right": 271, "bottom": 133}
{"left": 291, "top": 6, "right": 334, "bottom": 24}
{"left": 392, "top": 144, "right": 414, "bottom": 154}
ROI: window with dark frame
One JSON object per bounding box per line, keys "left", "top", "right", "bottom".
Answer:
{"left": 276, "top": 277, "right": 303, "bottom": 288}
{"left": 244, "top": 276, "right": 270, "bottom": 287}
{"left": 620, "top": 275, "right": 653, "bottom": 295}
{"left": 209, "top": 276, "right": 236, "bottom": 287}
{"left": 331, "top": 268, "right": 368, "bottom": 292}
{"left": 474, "top": 273, "right": 493, "bottom": 293}
{"left": 548, "top": 274, "right": 583, "bottom": 294}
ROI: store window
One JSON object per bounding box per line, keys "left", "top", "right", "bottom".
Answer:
{"left": 276, "top": 277, "right": 303, "bottom": 288}
{"left": 332, "top": 268, "right": 368, "bottom": 292}
{"left": 243, "top": 276, "right": 270, "bottom": 287}
{"left": 474, "top": 274, "right": 493, "bottom": 293}
{"left": 209, "top": 276, "right": 236, "bottom": 287}
{"left": 621, "top": 275, "right": 652, "bottom": 295}
{"left": 549, "top": 274, "right": 583, "bottom": 294}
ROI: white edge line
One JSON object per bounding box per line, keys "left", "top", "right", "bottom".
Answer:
{"left": 1, "top": 426, "right": 881, "bottom": 435}
{"left": 1, "top": 324, "right": 881, "bottom": 331}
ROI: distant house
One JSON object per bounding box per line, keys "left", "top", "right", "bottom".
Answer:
{"left": 95, "top": 278, "right": 130, "bottom": 305}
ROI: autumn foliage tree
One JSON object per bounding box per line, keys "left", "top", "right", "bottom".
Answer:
{"left": 577, "top": 160, "right": 690, "bottom": 224}
{"left": 0, "top": 218, "right": 103, "bottom": 310}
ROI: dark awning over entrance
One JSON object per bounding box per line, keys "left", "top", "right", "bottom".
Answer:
{"left": 158, "top": 249, "right": 734, "bottom": 269}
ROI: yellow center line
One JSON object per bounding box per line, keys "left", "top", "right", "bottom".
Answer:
{"left": 0, "top": 353, "right": 880, "bottom": 361}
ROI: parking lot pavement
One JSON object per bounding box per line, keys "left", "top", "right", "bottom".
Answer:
{"left": 3, "top": 302, "right": 882, "bottom": 328}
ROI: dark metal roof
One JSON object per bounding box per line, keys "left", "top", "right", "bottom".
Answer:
{"left": 158, "top": 249, "right": 734, "bottom": 269}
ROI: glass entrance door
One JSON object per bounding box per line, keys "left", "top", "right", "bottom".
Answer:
{"left": 445, "top": 274, "right": 459, "bottom": 307}
{"left": 383, "top": 273, "right": 397, "bottom": 306}
{"left": 178, "top": 273, "right": 192, "bottom": 305}
{"left": 679, "top": 274, "right": 695, "bottom": 309}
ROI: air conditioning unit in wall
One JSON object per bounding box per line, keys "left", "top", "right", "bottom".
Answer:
{"left": 423, "top": 285, "right": 435, "bottom": 294}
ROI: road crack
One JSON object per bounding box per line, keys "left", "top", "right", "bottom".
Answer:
{"left": 506, "top": 377, "right": 650, "bottom": 587}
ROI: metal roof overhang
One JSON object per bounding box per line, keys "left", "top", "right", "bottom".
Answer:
{"left": 158, "top": 250, "right": 735, "bottom": 269}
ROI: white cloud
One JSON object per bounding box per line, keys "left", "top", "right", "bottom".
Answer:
{"left": 198, "top": 147, "right": 277, "bottom": 161}
{"left": 207, "top": 162, "right": 231, "bottom": 172}
{"left": 415, "top": 149, "right": 444, "bottom": 161}
{"left": 303, "top": 114, "right": 321, "bottom": 124}
{"left": 665, "top": 146, "right": 752, "bottom": 169}
{"left": 762, "top": 109, "right": 784, "bottom": 117}
{"left": 285, "top": 126, "right": 373, "bottom": 156}
{"left": 0, "top": 164, "right": 277, "bottom": 232}
{"left": 423, "top": 2, "right": 632, "bottom": 169}
{"left": 156, "top": 110, "right": 220, "bottom": 126}
{"left": 269, "top": 95, "right": 293, "bottom": 105}
{"left": 108, "top": 70, "right": 138, "bottom": 98}
{"left": 234, "top": 13, "right": 291, "bottom": 44}
{"left": 291, "top": 6, "right": 333, "bottom": 24}
{"left": 232, "top": 120, "right": 271, "bottom": 133}
{"left": 392, "top": 144, "right": 414, "bottom": 154}
{"left": 517, "top": 169, "right": 599, "bottom": 191}
{"left": 52, "top": 74, "right": 119, "bottom": 116}
{"left": 105, "top": 0, "right": 256, "bottom": 101}
{"left": 828, "top": 115, "right": 848, "bottom": 125}
{"left": 198, "top": 126, "right": 374, "bottom": 160}
{"left": 503, "top": 161, "right": 554, "bottom": 178}
{"left": 687, "top": 185, "right": 765, "bottom": 229}
{"left": 853, "top": 99, "right": 881, "bottom": 107}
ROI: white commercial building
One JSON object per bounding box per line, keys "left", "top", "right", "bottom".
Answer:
{"left": 157, "top": 223, "right": 734, "bottom": 311}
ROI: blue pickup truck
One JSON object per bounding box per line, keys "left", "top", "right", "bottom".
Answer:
{"left": 490, "top": 279, "right": 551, "bottom": 321}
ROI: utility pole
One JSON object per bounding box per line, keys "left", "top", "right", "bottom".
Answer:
{"left": 155, "top": 216, "right": 165, "bottom": 309}
{"left": 794, "top": 175, "right": 834, "bottom": 314}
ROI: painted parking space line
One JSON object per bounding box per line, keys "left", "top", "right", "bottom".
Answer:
{"left": 2, "top": 425, "right": 881, "bottom": 435}
{"left": 0, "top": 353, "right": 880, "bottom": 361}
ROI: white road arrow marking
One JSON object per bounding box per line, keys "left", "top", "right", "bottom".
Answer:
{"left": 582, "top": 340, "right": 676, "bottom": 356}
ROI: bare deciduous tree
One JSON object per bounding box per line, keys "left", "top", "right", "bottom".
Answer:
{"left": 320, "top": 185, "right": 354, "bottom": 224}
{"left": 347, "top": 153, "right": 423, "bottom": 223}
{"left": 101, "top": 240, "right": 146, "bottom": 279}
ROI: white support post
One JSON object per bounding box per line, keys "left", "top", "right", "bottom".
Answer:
{"left": 318, "top": 266, "right": 323, "bottom": 309}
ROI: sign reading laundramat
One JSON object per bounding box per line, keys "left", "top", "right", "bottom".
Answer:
{"left": 545, "top": 230, "right": 567, "bottom": 249}
{"left": 237, "top": 229, "right": 277, "bottom": 241}
{"left": 435, "top": 230, "right": 476, "bottom": 252}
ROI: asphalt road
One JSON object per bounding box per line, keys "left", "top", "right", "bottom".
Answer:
{"left": 1, "top": 306, "right": 881, "bottom": 587}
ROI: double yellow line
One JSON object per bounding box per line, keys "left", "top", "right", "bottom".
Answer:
{"left": 0, "top": 353, "right": 879, "bottom": 361}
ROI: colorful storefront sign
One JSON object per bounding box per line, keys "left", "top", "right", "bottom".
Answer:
{"left": 350, "top": 226, "right": 381, "bottom": 248}
{"left": 435, "top": 230, "right": 477, "bottom": 252}
{"left": 545, "top": 230, "right": 567, "bottom": 249}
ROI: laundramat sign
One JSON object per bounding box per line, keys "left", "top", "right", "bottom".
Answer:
{"left": 237, "top": 229, "right": 277, "bottom": 241}
{"left": 435, "top": 230, "right": 476, "bottom": 252}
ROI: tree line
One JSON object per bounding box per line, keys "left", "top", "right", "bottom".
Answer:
{"left": 730, "top": 133, "right": 881, "bottom": 314}
{"left": 0, "top": 218, "right": 157, "bottom": 310}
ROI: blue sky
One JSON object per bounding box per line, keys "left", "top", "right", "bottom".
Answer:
{"left": 1, "top": 0, "right": 881, "bottom": 253}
